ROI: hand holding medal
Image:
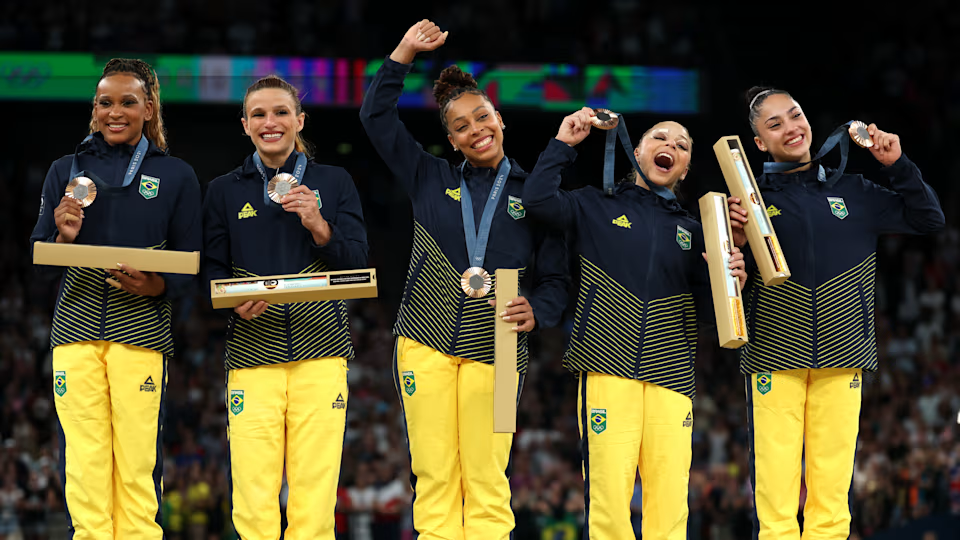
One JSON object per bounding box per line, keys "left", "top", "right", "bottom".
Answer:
{"left": 53, "top": 195, "right": 85, "bottom": 243}
{"left": 855, "top": 122, "right": 901, "bottom": 167}
{"left": 55, "top": 175, "right": 98, "bottom": 239}
{"left": 555, "top": 107, "right": 597, "bottom": 147}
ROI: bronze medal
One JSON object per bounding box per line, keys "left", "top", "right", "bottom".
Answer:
{"left": 460, "top": 267, "right": 492, "bottom": 298}
{"left": 65, "top": 176, "right": 97, "bottom": 207}
{"left": 590, "top": 108, "right": 620, "bottom": 130}
{"left": 848, "top": 121, "right": 874, "bottom": 148}
{"left": 267, "top": 173, "right": 298, "bottom": 204}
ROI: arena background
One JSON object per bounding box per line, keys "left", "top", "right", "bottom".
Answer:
{"left": 0, "top": 1, "right": 957, "bottom": 538}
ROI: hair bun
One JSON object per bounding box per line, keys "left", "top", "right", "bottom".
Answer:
{"left": 433, "top": 65, "right": 478, "bottom": 106}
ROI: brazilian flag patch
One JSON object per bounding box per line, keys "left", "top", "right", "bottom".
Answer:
{"left": 757, "top": 373, "right": 772, "bottom": 395}
{"left": 590, "top": 408, "right": 607, "bottom": 434}
{"left": 402, "top": 371, "right": 416, "bottom": 396}
{"left": 676, "top": 225, "right": 692, "bottom": 250}
{"left": 139, "top": 175, "right": 160, "bottom": 200}
{"left": 827, "top": 197, "right": 848, "bottom": 219}
{"left": 54, "top": 371, "right": 66, "bottom": 397}
{"left": 507, "top": 195, "right": 525, "bottom": 220}
{"left": 230, "top": 390, "right": 244, "bottom": 415}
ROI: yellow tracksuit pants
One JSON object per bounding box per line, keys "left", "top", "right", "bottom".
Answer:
{"left": 226, "top": 356, "right": 349, "bottom": 540}
{"left": 747, "top": 368, "right": 862, "bottom": 540}
{"left": 53, "top": 341, "right": 166, "bottom": 540}
{"left": 578, "top": 372, "right": 693, "bottom": 540}
{"left": 393, "top": 336, "right": 519, "bottom": 540}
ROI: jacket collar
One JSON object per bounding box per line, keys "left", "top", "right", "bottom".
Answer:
{"left": 78, "top": 131, "right": 166, "bottom": 158}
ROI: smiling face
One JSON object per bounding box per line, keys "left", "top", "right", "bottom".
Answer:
{"left": 241, "top": 88, "right": 305, "bottom": 166}
{"left": 632, "top": 121, "right": 692, "bottom": 191}
{"left": 752, "top": 93, "right": 812, "bottom": 163}
{"left": 94, "top": 74, "right": 154, "bottom": 146}
{"left": 444, "top": 93, "right": 505, "bottom": 169}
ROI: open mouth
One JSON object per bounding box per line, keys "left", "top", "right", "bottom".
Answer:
{"left": 261, "top": 132, "right": 283, "bottom": 142}
{"left": 654, "top": 152, "right": 675, "bottom": 172}
{"left": 471, "top": 136, "right": 494, "bottom": 152}
{"left": 107, "top": 124, "right": 127, "bottom": 132}
{"left": 785, "top": 134, "right": 805, "bottom": 147}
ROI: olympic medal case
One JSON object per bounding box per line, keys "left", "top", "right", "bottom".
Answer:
{"left": 698, "top": 192, "right": 748, "bottom": 349}
{"left": 209, "top": 268, "right": 378, "bottom": 308}
{"left": 713, "top": 136, "right": 790, "bottom": 286}
{"left": 33, "top": 242, "right": 200, "bottom": 274}
{"left": 493, "top": 269, "right": 519, "bottom": 433}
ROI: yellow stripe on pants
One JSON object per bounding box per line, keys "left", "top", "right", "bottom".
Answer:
{"left": 227, "top": 357, "right": 348, "bottom": 540}
{"left": 53, "top": 341, "right": 165, "bottom": 540}
{"left": 577, "top": 372, "right": 692, "bottom": 540}
{"left": 747, "top": 368, "right": 862, "bottom": 540}
{"left": 394, "top": 336, "right": 516, "bottom": 540}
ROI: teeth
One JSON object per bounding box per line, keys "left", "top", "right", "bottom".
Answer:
{"left": 262, "top": 133, "right": 282, "bottom": 140}
{"left": 108, "top": 124, "right": 125, "bottom": 129}
{"left": 787, "top": 135, "right": 802, "bottom": 145}
{"left": 472, "top": 136, "right": 492, "bottom": 149}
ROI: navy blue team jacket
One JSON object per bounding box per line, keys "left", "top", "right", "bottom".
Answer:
{"left": 740, "top": 154, "right": 944, "bottom": 375}
{"left": 203, "top": 152, "right": 368, "bottom": 370}
{"left": 359, "top": 57, "right": 568, "bottom": 371}
{"left": 30, "top": 132, "right": 202, "bottom": 357}
{"left": 524, "top": 138, "right": 710, "bottom": 398}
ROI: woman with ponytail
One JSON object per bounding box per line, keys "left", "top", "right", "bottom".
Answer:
{"left": 728, "top": 86, "right": 944, "bottom": 539}
{"left": 202, "top": 75, "right": 368, "bottom": 539}
{"left": 29, "top": 58, "right": 201, "bottom": 538}
{"left": 359, "top": 19, "right": 568, "bottom": 540}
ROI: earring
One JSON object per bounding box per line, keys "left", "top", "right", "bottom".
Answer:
{"left": 453, "top": 147, "right": 459, "bottom": 152}
{"left": 501, "top": 124, "right": 506, "bottom": 130}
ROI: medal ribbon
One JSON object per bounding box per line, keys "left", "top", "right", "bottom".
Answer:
{"left": 69, "top": 134, "right": 150, "bottom": 188}
{"left": 459, "top": 157, "right": 512, "bottom": 269}
{"left": 762, "top": 120, "right": 859, "bottom": 185}
{"left": 602, "top": 119, "right": 676, "bottom": 201}
{"left": 254, "top": 151, "right": 307, "bottom": 205}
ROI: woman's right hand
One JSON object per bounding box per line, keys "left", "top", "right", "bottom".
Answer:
{"left": 234, "top": 300, "right": 269, "bottom": 320}
{"left": 390, "top": 19, "right": 449, "bottom": 64}
{"left": 727, "top": 196, "right": 748, "bottom": 248}
{"left": 54, "top": 196, "right": 84, "bottom": 243}
{"left": 556, "top": 107, "right": 595, "bottom": 147}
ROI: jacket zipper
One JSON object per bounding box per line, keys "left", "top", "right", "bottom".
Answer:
{"left": 633, "top": 208, "right": 655, "bottom": 380}
{"left": 284, "top": 304, "right": 294, "bottom": 361}
{"left": 805, "top": 183, "right": 819, "bottom": 368}
{"left": 101, "top": 274, "right": 109, "bottom": 340}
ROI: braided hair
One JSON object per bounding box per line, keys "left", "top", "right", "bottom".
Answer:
{"left": 89, "top": 58, "right": 167, "bottom": 150}
{"left": 433, "top": 65, "right": 493, "bottom": 132}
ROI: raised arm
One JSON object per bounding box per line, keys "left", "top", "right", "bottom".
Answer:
{"left": 523, "top": 108, "right": 597, "bottom": 232}
{"left": 358, "top": 20, "right": 449, "bottom": 196}
{"left": 857, "top": 124, "right": 944, "bottom": 235}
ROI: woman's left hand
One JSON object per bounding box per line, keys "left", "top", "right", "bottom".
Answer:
{"left": 487, "top": 295, "right": 536, "bottom": 332}
{"left": 282, "top": 186, "right": 332, "bottom": 246}
{"left": 106, "top": 264, "right": 166, "bottom": 297}
{"left": 866, "top": 124, "right": 902, "bottom": 167}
